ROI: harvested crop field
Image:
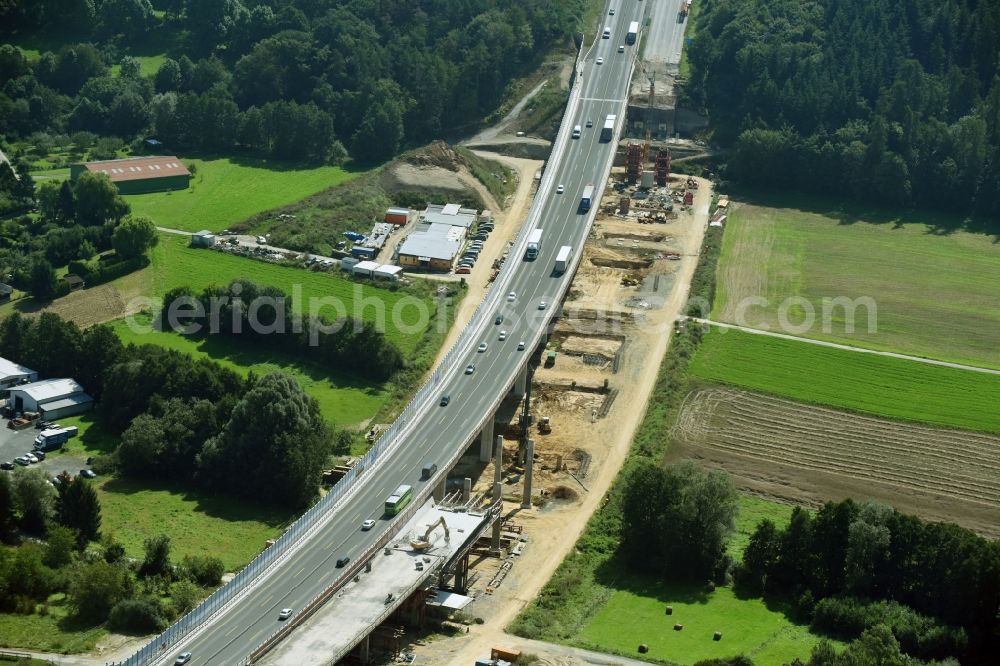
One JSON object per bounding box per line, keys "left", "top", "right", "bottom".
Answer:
{"left": 670, "top": 388, "right": 1000, "bottom": 537}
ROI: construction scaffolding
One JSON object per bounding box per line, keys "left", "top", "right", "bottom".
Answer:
{"left": 626, "top": 142, "right": 642, "bottom": 185}
{"left": 655, "top": 149, "right": 671, "bottom": 186}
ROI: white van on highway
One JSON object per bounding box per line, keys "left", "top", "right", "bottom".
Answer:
{"left": 572, "top": 125, "right": 582, "bottom": 138}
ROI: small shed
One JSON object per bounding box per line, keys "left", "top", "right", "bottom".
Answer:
{"left": 385, "top": 207, "right": 411, "bottom": 226}
{"left": 0, "top": 283, "right": 12, "bottom": 302}
{"left": 63, "top": 274, "right": 85, "bottom": 291}
{"left": 191, "top": 230, "right": 216, "bottom": 247}
{"left": 353, "top": 260, "right": 380, "bottom": 278}
{"left": 351, "top": 246, "right": 377, "bottom": 260}
{"left": 373, "top": 264, "right": 403, "bottom": 281}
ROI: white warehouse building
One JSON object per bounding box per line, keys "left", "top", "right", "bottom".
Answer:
{"left": 0, "top": 357, "right": 38, "bottom": 393}
{"left": 8, "top": 378, "right": 94, "bottom": 419}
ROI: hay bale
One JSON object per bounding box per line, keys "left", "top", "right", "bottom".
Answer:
{"left": 673, "top": 623, "right": 683, "bottom": 631}
{"left": 638, "top": 644, "right": 649, "bottom": 654}
{"left": 714, "top": 631, "right": 723, "bottom": 641}
{"left": 665, "top": 605, "right": 673, "bottom": 615}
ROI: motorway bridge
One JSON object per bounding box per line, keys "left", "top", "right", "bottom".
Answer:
{"left": 124, "top": 2, "right": 648, "bottom": 664}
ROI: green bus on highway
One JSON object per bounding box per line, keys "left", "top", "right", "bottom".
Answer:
{"left": 385, "top": 484, "right": 413, "bottom": 516}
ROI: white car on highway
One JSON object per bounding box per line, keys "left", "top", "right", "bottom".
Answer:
{"left": 507, "top": 292, "right": 516, "bottom": 302}
{"left": 538, "top": 301, "right": 547, "bottom": 310}
{"left": 478, "top": 342, "right": 488, "bottom": 353}
{"left": 278, "top": 608, "right": 293, "bottom": 620}
{"left": 597, "top": 57, "right": 604, "bottom": 65}
{"left": 361, "top": 519, "right": 376, "bottom": 531}
{"left": 556, "top": 184, "right": 564, "bottom": 194}
{"left": 499, "top": 330, "right": 508, "bottom": 341}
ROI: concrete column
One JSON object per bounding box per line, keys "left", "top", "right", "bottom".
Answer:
{"left": 521, "top": 438, "right": 535, "bottom": 509}
{"left": 491, "top": 436, "right": 504, "bottom": 552}
{"left": 463, "top": 477, "right": 472, "bottom": 501}
{"left": 433, "top": 478, "right": 445, "bottom": 502}
{"left": 513, "top": 365, "right": 528, "bottom": 397}
{"left": 359, "top": 634, "right": 370, "bottom": 664}
{"left": 479, "top": 415, "right": 495, "bottom": 462}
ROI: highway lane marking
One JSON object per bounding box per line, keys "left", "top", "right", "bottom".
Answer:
{"left": 293, "top": 565, "right": 305, "bottom": 578}
{"left": 578, "top": 97, "right": 624, "bottom": 102}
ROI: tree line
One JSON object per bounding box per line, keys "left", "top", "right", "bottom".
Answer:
{"left": 1, "top": 0, "right": 586, "bottom": 164}
{"left": 688, "top": 0, "right": 1000, "bottom": 218}
{"left": 734, "top": 499, "right": 1000, "bottom": 661}
{"left": 0, "top": 311, "right": 349, "bottom": 509}
{"left": 159, "top": 278, "right": 405, "bottom": 381}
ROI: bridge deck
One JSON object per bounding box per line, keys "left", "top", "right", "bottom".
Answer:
{"left": 263, "top": 503, "right": 488, "bottom": 665}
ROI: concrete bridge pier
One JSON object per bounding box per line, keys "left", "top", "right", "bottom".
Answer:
{"left": 433, "top": 478, "right": 445, "bottom": 502}
{"left": 513, "top": 365, "right": 528, "bottom": 397}
{"left": 358, "top": 634, "right": 370, "bottom": 664}
{"left": 479, "top": 413, "right": 495, "bottom": 462}
{"left": 521, "top": 438, "right": 535, "bottom": 509}
{"left": 491, "top": 435, "right": 504, "bottom": 553}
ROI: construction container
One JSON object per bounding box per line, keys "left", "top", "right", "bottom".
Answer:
{"left": 491, "top": 647, "right": 521, "bottom": 661}
{"left": 384, "top": 207, "right": 410, "bottom": 225}
{"left": 641, "top": 170, "right": 655, "bottom": 188}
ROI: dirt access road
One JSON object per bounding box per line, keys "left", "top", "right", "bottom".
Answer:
{"left": 410, "top": 177, "right": 713, "bottom": 665}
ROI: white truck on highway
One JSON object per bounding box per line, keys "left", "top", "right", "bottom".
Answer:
{"left": 525, "top": 228, "right": 543, "bottom": 260}
{"left": 601, "top": 114, "right": 617, "bottom": 142}
{"left": 580, "top": 184, "right": 595, "bottom": 211}
{"left": 626, "top": 21, "right": 639, "bottom": 44}
{"left": 554, "top": 245, "right": 573, "bottom": 274}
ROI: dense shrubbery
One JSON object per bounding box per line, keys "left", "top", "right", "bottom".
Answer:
{"left": 734, "top": 499, "right": 1000, "bottom": 661}
{"left": 159, "top": 278, "right": 405, "bottom": 381}
{"left": 689, "top": 0, "right": 1000, "bottom": 217}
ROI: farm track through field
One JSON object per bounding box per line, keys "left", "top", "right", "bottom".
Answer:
{"left": 673, "top": 389, "right": 1000, "bottom": 508}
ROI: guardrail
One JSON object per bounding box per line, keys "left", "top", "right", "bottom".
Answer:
{"left": 122, "top": 29, "right": 613, "bottom": 666}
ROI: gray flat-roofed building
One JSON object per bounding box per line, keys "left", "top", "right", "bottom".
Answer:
{"left": 0, "top": 357, "right": 38, "bottom": 392}
{"left": 397, "top": 222, "right": 463, "bottom": 271}
{"left": 420, "top": 203, "right": 478, "bottom": 229}
{"left": 8, "top": 378, "right": 93, "bottom": 419}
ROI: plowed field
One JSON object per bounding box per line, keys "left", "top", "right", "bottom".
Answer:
{"left": 670, "top": 388, "right": 1000, "bottom": 537}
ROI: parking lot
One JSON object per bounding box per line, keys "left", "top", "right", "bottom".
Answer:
{"left": 0, "top": 422, "right": 91, "bottom": 480}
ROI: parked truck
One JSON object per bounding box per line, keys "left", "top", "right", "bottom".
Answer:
{"left": 525, "top": 228, "right": 543, "bottom": 260}
{"left": 580, "top": 184, "right": 595, "bottom": 211}
{"left": 626, "top": 20, "right": 639, "bottom": 44}
{"left": 34, "top": 426, "right": 78, "bottom": 452}
{"left": 601, "top": 114, "right": 616, "bottom": 142}
{"left": 554, "top": 245, "right": 573, "bottom": 273}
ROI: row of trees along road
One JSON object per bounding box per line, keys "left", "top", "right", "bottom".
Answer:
{"left": 688, "top": 0, "right": 1000, "bottom": 218}
{"left": 0, "top": 0, "right": 587, "bottom": 164}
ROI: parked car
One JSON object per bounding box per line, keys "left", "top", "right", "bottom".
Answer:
{"left": 25, "top": 453, "right": 38, "bottom": 464}
{"left": 1, "top": 461, "right": 13, "bottom": 470}
{"left": 361, "top": 519, "right": 376, "bottom": 531}
{"left": 32, "top": 450, "right": 45, "bottom": 461}
{"left": 14, "top": 456, "right": 29, "bottom": 466}
{"left": 80, "top": 469, "right": 97, "bottom": 479}
{"left": 278, "top": 608, "right": 293, "bottom": 620}
{"left": 256, "top": 236, "right": 266, "bottom": 244}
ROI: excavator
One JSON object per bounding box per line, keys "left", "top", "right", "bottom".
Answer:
{"left": 410, "top": 517, "right": 450, "bottom": 551}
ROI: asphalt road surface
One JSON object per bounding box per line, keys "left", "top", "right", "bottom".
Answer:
{"left": 148, "top": 3, "right": 646, "bottom": 664}
{"left": 644, "top": 0, "right": 687, "bottom": 66}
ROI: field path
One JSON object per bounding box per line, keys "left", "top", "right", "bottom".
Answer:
{"left": 690, "top": 318, "right": 1000, "bottom": 376}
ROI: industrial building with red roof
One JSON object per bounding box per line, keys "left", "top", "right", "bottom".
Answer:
{"left": 70, "top": 155, "right": 192, "bottom": 194}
